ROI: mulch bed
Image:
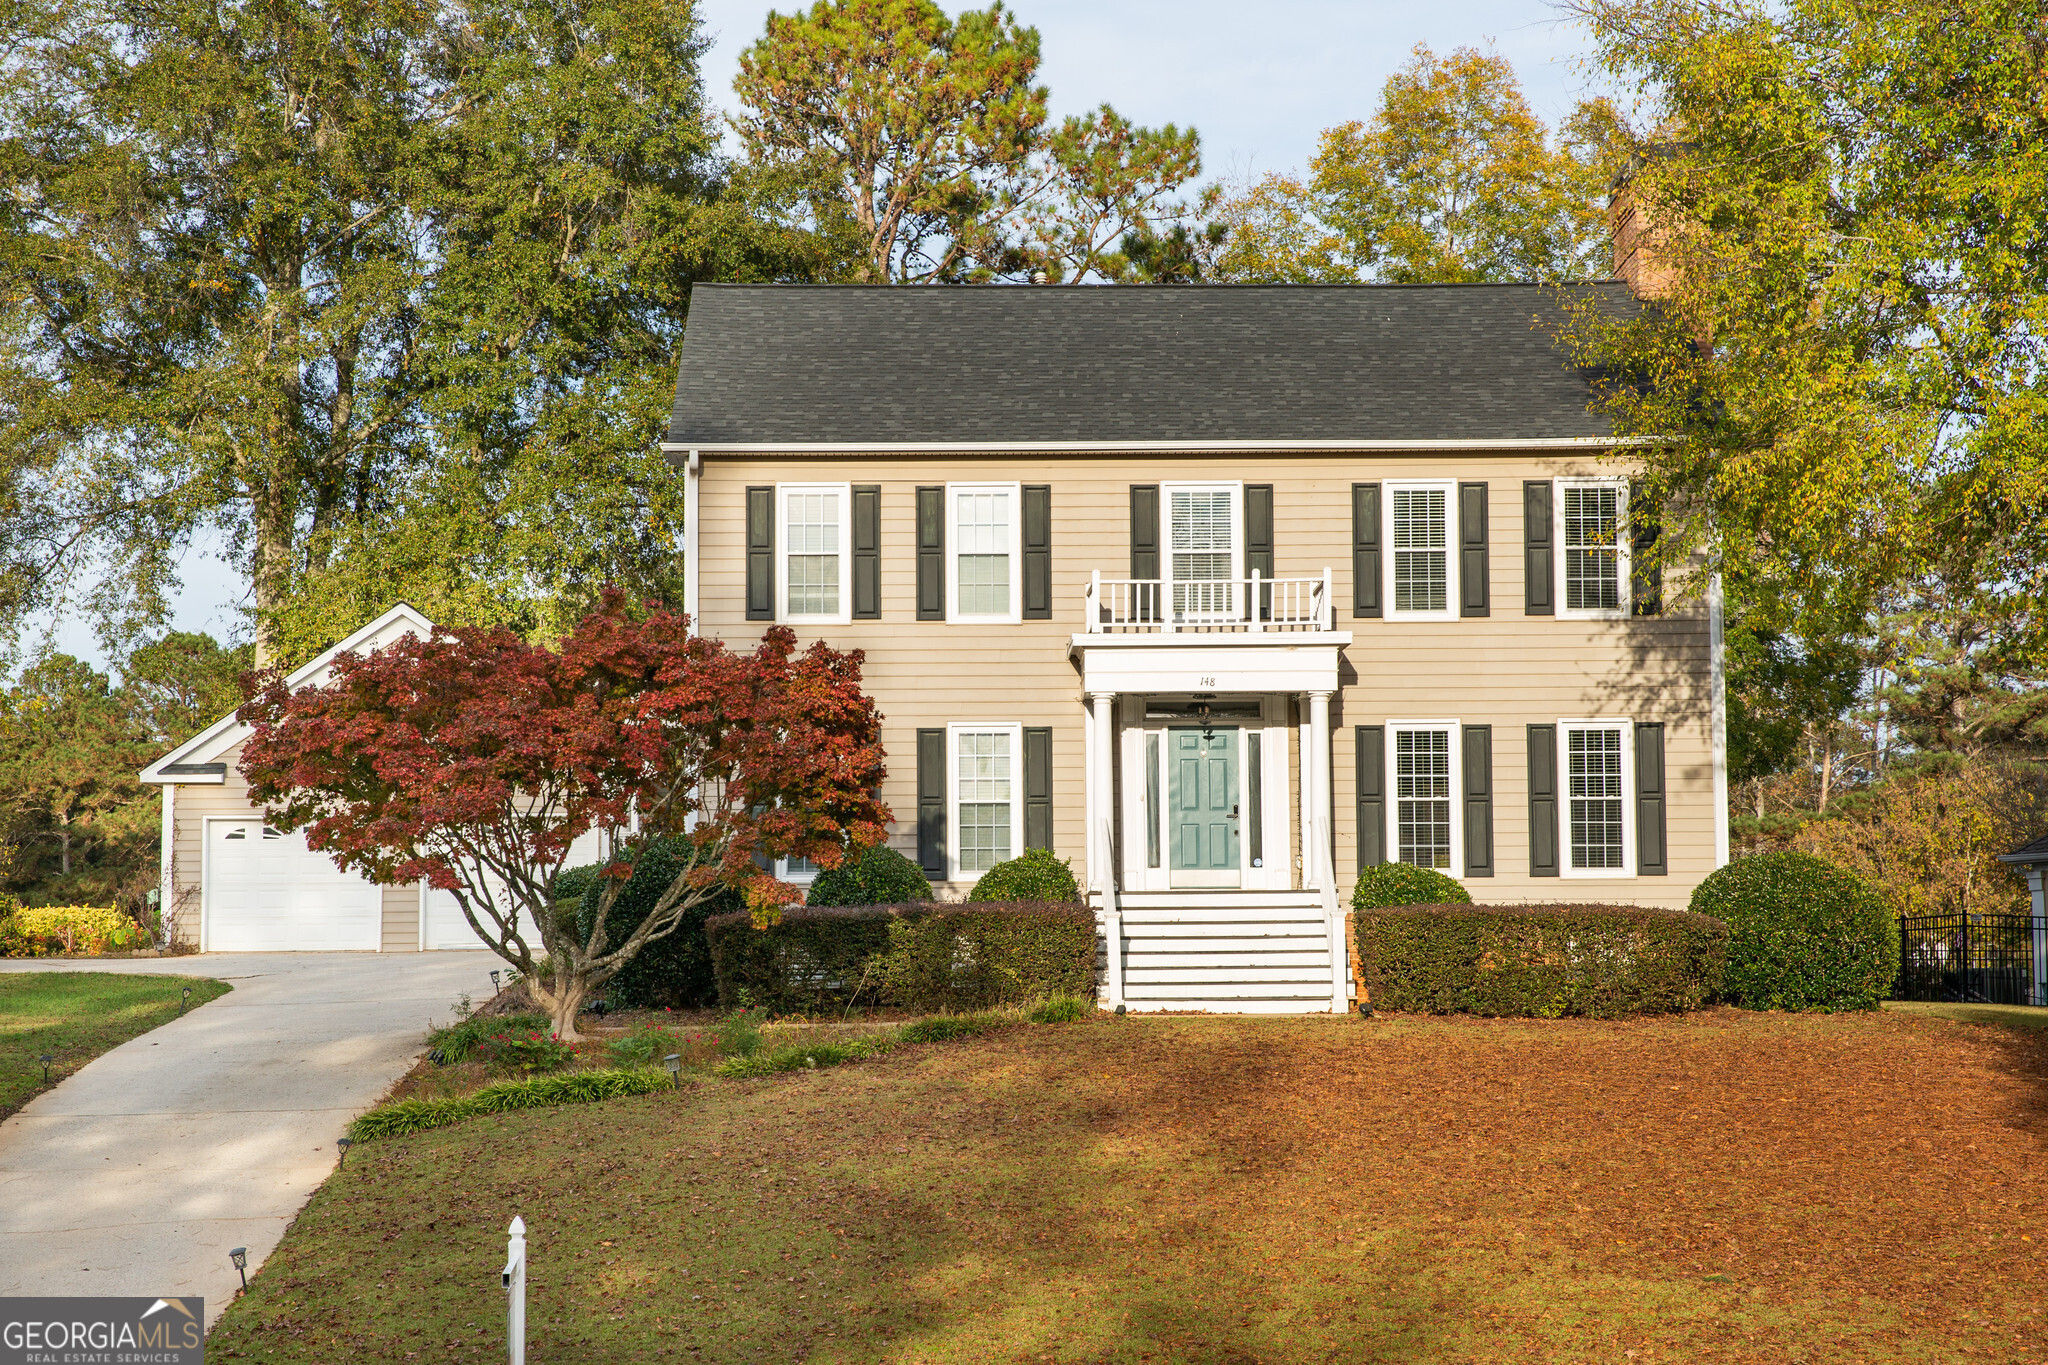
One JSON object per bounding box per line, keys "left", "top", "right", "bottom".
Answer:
{"left": 211, "top": 1006, "right": 2048, "bottom": 1364}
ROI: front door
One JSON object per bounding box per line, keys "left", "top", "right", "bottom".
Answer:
{"left": 1169, "top": 726, "right": 1240, "bottom": 887}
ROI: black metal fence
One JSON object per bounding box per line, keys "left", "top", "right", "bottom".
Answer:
{"left": 1894, "top": 913, "right": 2047, "bottom": 1005}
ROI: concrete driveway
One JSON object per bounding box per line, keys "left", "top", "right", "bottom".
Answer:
{"left": 0, "top": 951, "right": 500, "bottom": 1326}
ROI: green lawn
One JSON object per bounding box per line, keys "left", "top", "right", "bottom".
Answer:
{"left": 206, "top": 1005, "right": 2048, "bottom": 1365}
{"left": 1881, "top": 999, "right": 2048, "bottom": 1030}
{"left": 0, "top": 970, "right": 231, "bottom": 1118}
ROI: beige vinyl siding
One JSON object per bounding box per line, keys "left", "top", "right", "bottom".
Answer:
{"left": 699, "top": 452, "right": 1716, "bottom": 907}
{"left": 167, "top": 736, "right": 420, "bottom": 950}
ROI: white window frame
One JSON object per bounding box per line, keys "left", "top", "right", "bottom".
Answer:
{"left": 777, "top": 482, "right": 852, "bottom": 626}
{"left": 947, "top": 721, "right": 1023, "bottom": 882}
{"left": 1160, "top": 480, "right": 1244, "bottom": 621}
{"left": 1382, "top": 479, "right": 1460, "bottom": 622}
{"left": 1559, "top": 717, "right": 1635, "bottom": 878}
{"left": 945, "top": 482, "right": 1023, "bottom": 624}
{"left": 1554, "top": 477, "right": 1631, "bottom": 620}
{"left": 774, "top": 855, "right": 820, "bottom": 888}
{"left": 1386, "top": 719, "right": 1464, "bottom": 876}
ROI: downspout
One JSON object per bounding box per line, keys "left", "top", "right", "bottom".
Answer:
{"left": 683, "top": 449, "right": 701, "bottom": 635}
{"left": 1708, "top": 569, "right": 1729, "bottom": 868}
{"left": 158, "top": 783, "right": 176, "bottom": 949}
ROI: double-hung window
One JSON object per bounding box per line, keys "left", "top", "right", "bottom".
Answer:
{"left": 1561, "top": 719, "right": 1633, "bottom": 876}
{"left": 950, "top": 723, "right": 1021, "bottom": 879}
{"left": 948, "top": 483, "right": 1020, "bottom": 622}
{"left": 1384, "top": 480, "right": 1457, "bottom": 620}
{"left": 1556, "top": 478, "right": 1630, "bottom": 618}
{"left": 779, "top": 483, "right": 851, "bottom": 624}
{"left": 1387, "top": 721, "right": 1460, "bottom": 871}
{"left": 1162, "top": 482, "right": 1240, "bottom": 622}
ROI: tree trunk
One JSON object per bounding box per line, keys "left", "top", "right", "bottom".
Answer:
{"left": 1817, "top": 736, "right": 1835, "bottom": 814}
{"left": 537, "top": 970, "right": 589, "bottom": 1042}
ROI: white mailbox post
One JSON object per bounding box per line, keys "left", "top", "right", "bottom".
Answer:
{"left": 501, "top": 1215, "right": 527, "bottom": 1365}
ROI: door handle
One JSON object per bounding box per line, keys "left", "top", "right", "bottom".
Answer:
{"left": 1229, "top": 804, "right": 1240, "bottom": 820}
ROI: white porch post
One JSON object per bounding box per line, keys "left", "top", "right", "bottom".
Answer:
{"left": 1090, "top": 691, "right": 1123, "bottom": 1007}
{"left": 2030, "top": 867, "right": 2047, "bottom": 1008}
{"left": 1296, "top": 700, "right": 1312, "bottom": 891}
{"left": 1305, "top": 689, "right": 1345, "bottom": 1012}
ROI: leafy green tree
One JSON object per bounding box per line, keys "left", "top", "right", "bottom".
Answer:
{"left": 0, "top": 655, "right": 152, "bottom": 884}
{"left": 733, "top": 0, "right": 1210, "bottom": 284}
{"left": 734, "top": 0, "right": 1049, "bottom": 283}
{"left": 122, "top": 632, "right": 252, "bottom": 746}
{"left": 0, "top": 0, "right": 796, "bottom": 667}
{"left": 1564, "top": 0, "right": 2048, "bottom": 673}
{"left": 1210, "top": 46, "right": 1621, "bottom": 283}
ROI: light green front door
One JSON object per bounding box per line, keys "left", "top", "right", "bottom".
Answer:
{"left": 1169, "top": 726, "right": 1240, "bottom": 881}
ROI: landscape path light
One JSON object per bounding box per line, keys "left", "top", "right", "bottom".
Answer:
{"left": 179, "top": 986, "right": 191, "bottom": 1015}
{"left": 336, "top": 1136, "right": 354, "bottom": 1168}
{"left": 229, "top": 1247, "right": 248, "bottom": 1290}
{"left": 38, "top": 1053, "right": 53, "bottom": 1084}
{"left": 490, "top": 970, "right": 502, "bottom": 994}
{"left": 664, "top": 1054, "right": 681, "bottom": 1086}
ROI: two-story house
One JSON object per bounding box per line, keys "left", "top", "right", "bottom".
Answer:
{"left": 670, "top": 282, "right": 1728, "bottom": 1013}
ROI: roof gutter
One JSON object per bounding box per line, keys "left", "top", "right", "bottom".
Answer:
{"left": 659, "top": 436, "right": 1665, "bottom": 456}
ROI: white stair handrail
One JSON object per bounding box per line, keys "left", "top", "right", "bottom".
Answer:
{"left": 1099, "top": 815, "right": 1124, "bottom": 1009}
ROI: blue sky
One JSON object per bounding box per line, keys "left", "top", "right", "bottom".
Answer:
{"left": 37, "top": 0, "right": 1608, "bottom": 671}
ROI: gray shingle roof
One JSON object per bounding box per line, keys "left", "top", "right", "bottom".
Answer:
{"left": 667, "top": 283, "right": 1638, "bottom": 446}
{"left": 2002, "top": 831, "right": 2048, "bottom": 865}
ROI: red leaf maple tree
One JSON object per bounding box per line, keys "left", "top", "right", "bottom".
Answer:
{"left": 237, "top": 591, "right": 888, "bottom": 1038}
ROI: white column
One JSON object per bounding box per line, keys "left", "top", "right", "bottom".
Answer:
{"left": 1709, "top": 569, "right": 1729, "bottom": 868}
{"left": 1090, "top": 691, "right": 1123, "bottom": 1008}
{"left": 1307, "top": 689, "right": 1345, "bottom": 1013}
{"left": 2030, "top": 868, "right": 2047, "bottom": 1008}
{"left": 1307, "top": 691, "right": 1333, "bottom": 890}
{"left": 1296, "top": 699, "right": 1312, "bottom": 890}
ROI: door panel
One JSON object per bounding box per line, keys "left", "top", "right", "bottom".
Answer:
{"left": 1168, "top": 727, "right": 1239, "bottom": 878}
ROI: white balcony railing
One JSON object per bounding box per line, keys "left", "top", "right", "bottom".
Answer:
{"left": 1084, "top": 569, "right": 1333, "bottom": 634}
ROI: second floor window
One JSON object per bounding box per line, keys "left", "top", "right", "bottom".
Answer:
{"left": 1558, "top": 479, "right": 1629, "bottom": 617}
{"left": 948, "top": 483, "right": 1019, "bottom": 622}
{"left": 1163, "top": 482, "right": 1241, "bottom": 620}
{"left": 1386, "top": 481, "right": 1456, "bottom": 619}
{"left": 780, "top": 484, "right": 849, "bottom": 623}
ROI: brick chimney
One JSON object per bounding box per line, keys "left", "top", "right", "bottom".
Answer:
{"left": 1610, "top": 156, "right": 1678, "bottom": 298}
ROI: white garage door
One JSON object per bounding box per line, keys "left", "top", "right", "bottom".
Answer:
{"left": 206, "top": 821, "right": 380, "bottom": 952}
{"left": 421, "top": 827, "right": 608, "bottom": 951}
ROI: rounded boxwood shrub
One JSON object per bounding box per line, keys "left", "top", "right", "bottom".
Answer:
{"left": 1689, "top": 850, "right": 1897, "bottom": 1011}
{"left": 560, "top": 838, "right": 736, "bottom": 1009}
{"left": 966, "top": 847, "right": 1081, "bottom": 903}
{"left": 806, "top": 844, "right": 932, "bottom": 908}
{"left": 1351, "top": 862, "right": 1472, "bottom": 911}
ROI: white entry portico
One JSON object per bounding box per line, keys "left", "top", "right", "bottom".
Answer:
{"left": 1072, "top": 570, "right": 1352, "bottom": 1013}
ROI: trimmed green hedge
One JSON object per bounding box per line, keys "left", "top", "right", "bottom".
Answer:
{"left": 1355, "top": 903, "right": 1729, "bottom": 1018}
{"left": 707, "top": 902, "right": 1097, "bottom": 1013}
{"left": 806, "top": 844, "right": 932, "bottom": 908}
{"left": 1690, "top": 851, "right": 1897, "bottom": 1011}
{"left": 346, "top": 1068, "right": 676, "bottom": 1142}
{"left": 557, "top": 838, "right": 737, "bottom": 1009}
{"left": 966, "top": 848, "right": 1081, "bottom": 903}
{"left": 1351, "top": 863, "right": 1473, "bottom": 911}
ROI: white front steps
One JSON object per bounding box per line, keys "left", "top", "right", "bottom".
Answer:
{"left": 1099, "top": 890, "right": 1348, "bottom": 1014}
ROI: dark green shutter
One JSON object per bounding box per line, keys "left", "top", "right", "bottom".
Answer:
{"left": 745, "top": 487, "right": 774, "bottom": 621}
{"left": 1528, "top": 723, "right": 1559, "bottom": 876}
{"left": 1023, "top": 726, "right": 1053, "bottom": 850}
{"left": 1636, "top": 722, "right": 1668, "bottom": 875}
{"left": 917, "top": 728, "right": 947, "bottom": 876}
{"left": 1352, "top": 483, "right": 1381, "bottom": 618}
{"left": 1631, "top": 481, "right": 1664, "bottom": 616}
{"left": 852, "top": 485, "right": 881, "bottom": 620}
{"left": 1022, "top": 485, "right": 1051, "bottom": 620}
{"left": 1459, "top": 481, "right": 1489, "bottom": 618}
{"left": 1356, "top": 725, "right": 1386, "bottom": 868}
{"left": 1524, "top": 480, "right": 1553, "bottom": 616}
{"left": 915, "top": 487, "right": 944, "bottom": 621}
{"left": 1246, "top": 484, "right": 1274, "bottom": 622}
{"left": 1463, "top": 725, "right": 1494, "bottom": 877}
{"left": 1130, "top": 485, "right": 1159, "bottom": 621}
{"left": 1129, "top": 485, "right": 1159, "bottom": 579}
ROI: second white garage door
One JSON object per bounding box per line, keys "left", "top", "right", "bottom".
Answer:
{"left": 206, "top": 821, "right": 380, "bottom": 952}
